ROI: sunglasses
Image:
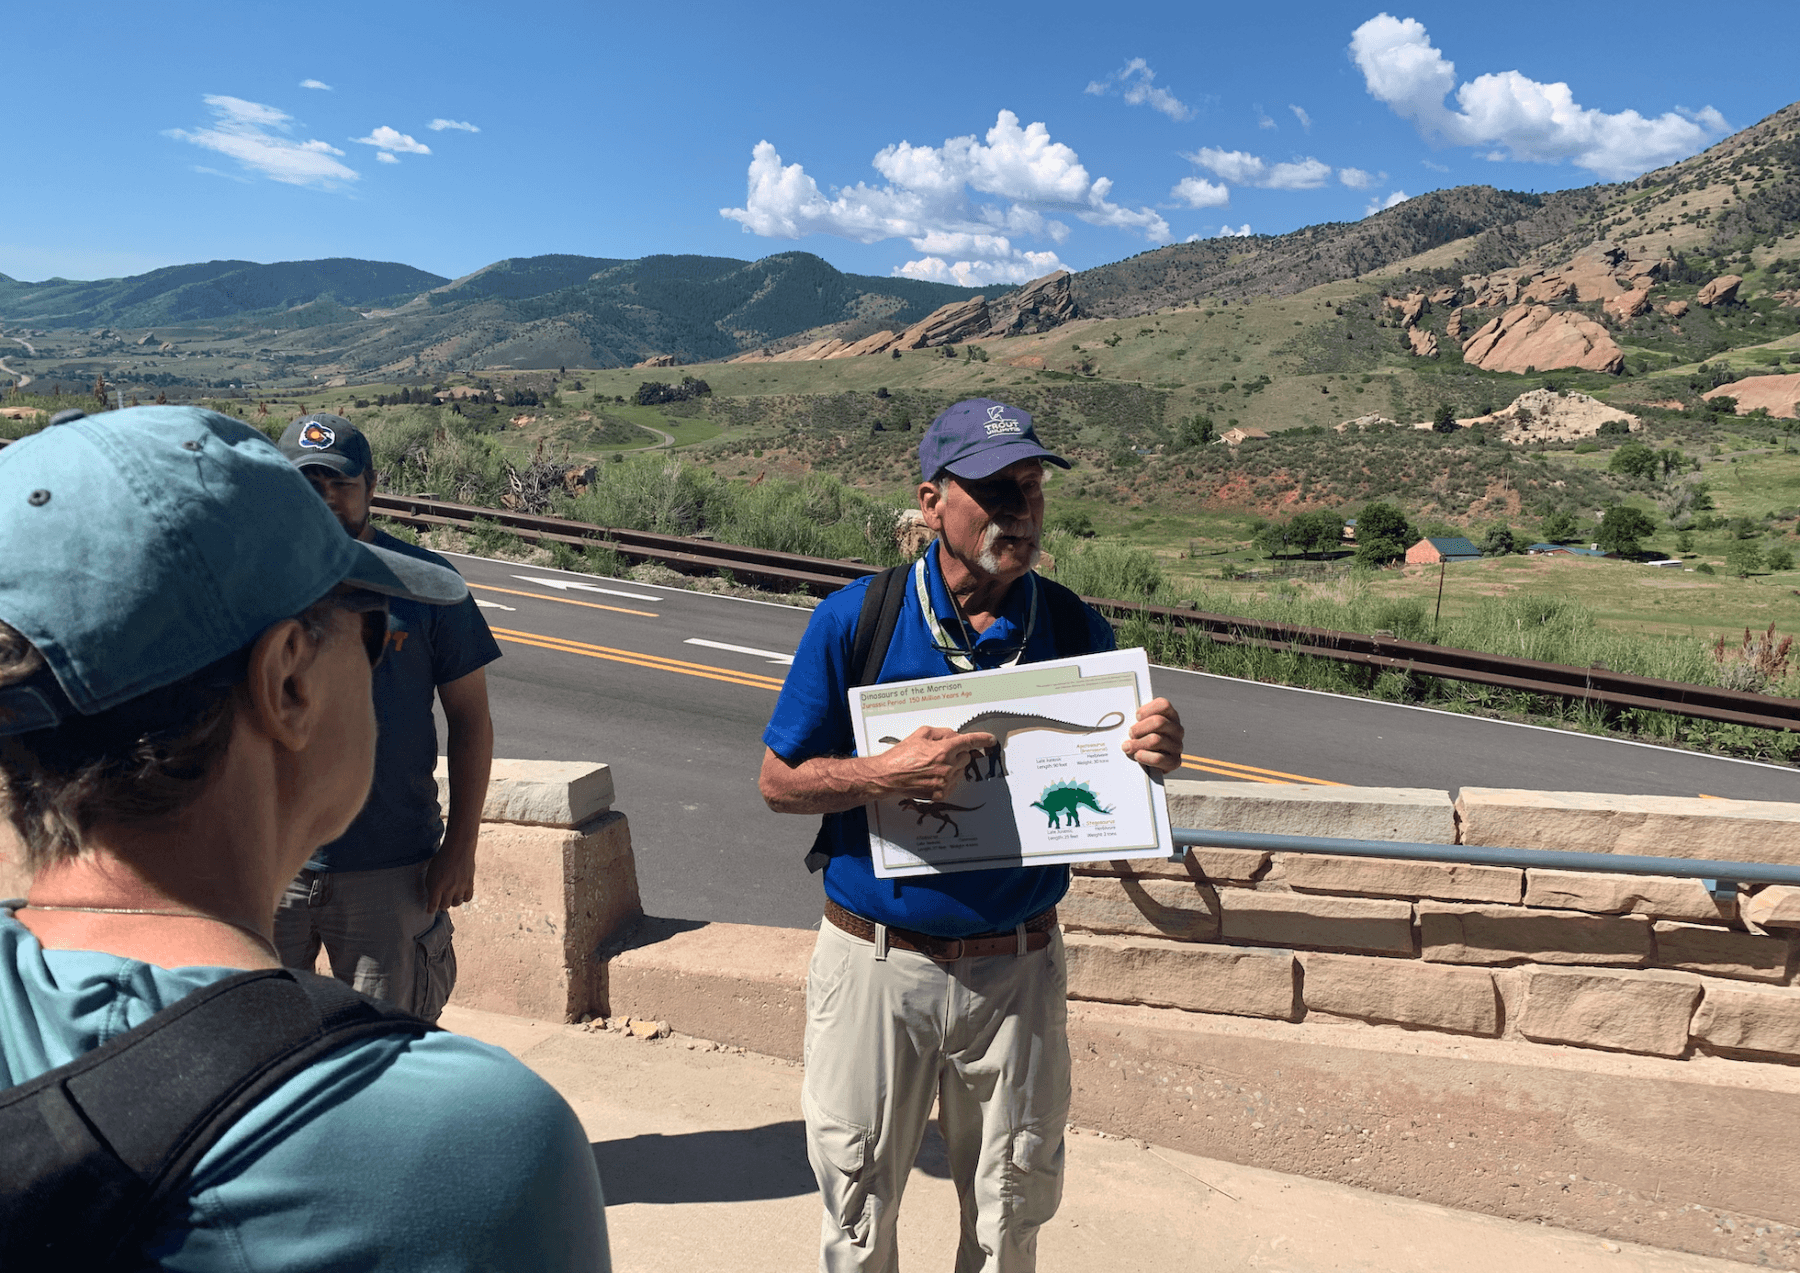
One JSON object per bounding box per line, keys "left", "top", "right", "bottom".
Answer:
{"left": 314, "top": 588, "right": 392, "bottom": 668}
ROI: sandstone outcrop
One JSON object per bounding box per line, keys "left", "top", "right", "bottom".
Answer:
{"left": 1334, "top": 413, "right": 1396, "bottom": 433}
{"left": 1461, "top": 305, "right": 1625, "bottom": 375}
{"left": 1697, "top": 275, "right": 1743, "bottom": 307}
{"left": 893, "top": 508, "right": 932, "bottom": 557}
{"left": 1704, "top": 373, "right": 1800, "bottom": 419}
{"left": 827, "top": 330, "right": 899, "bottom": 359}
{"left": 1605, "top": 286, "right": 1652, "bottom": 323}
{"left": 892, "top": 296, "right": 992, "bottom": 350}
{"left": 633, "top": 354, "right": 678, "bottom": 368}
{"left": 1445, "top": 308, "right": 1466, "bottom": 340}
{"left": 1662, "top": 299, "right": 1689, "bottom": 317}
{"left": 1464, "top": 389, "right": 1641, "bottom": 444}
{"left": 988, "top": 269, "right": 1075, "bottom": 334}
{"left": 1427, "top": 286, "right": 1458, "bottom": 305}
{"left": 1406, "top": 327, "right": 1438, "bottom": 358}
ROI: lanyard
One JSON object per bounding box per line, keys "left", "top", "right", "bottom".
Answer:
{"left": 912, "top": 553, "right": 1037, "bottom": 673}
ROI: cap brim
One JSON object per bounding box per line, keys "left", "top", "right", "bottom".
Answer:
{"left": 941, "top": 441, "right": 1071, "bottom": 480}
{"left": 285, "top": 449, "right": 365, "bottom": 478}
{"left": 343, "top": 540, "right": 469, "bottom": 605}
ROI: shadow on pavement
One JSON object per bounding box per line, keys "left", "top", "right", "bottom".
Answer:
{"left": 593, "top": 1119, "right": 953, "bottom": 1205}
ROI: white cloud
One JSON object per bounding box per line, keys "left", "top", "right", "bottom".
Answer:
{"left": 376, "top": 152, "right": 399, "bottom": 165}
{"left": 1289, "top": 104, "right": 1312, "bottom": 131}
{"left": 1256, "top": 105, "right": 1277, "bottom": 130}
{"left": 1188, "top": 147, "right": 1334, "bottom": 190}
{"left": 429, "top": 118, "right": 481, "bottom": 133}
{"left": 1171, "top": 176, "right": 1231, "bottom": 208}
{"left": 1421, "top": 158, "right": 1450, "bottom": 172}
{"left": 1349, "top": 14, "right": 1726, "bottom": 180}
{"left": 1085, "top": 58, "right": 1195, "bottom": 122}
{"left": 352, "top": 125, "right": 431, "bottom": 155}
{"left": 1337, "top": 167, "right": 1380, "bottom": 189}
{"left": 1218, "top": 223, "right": 1253, "bottom": 238}
{"left": 166, "top": 95, "right": 358, "bottom": 189}
{"left": 1364, "top": 189, "right": 1411, "bottom": 216}
{"left": 721, "top": 110, "right": 1169, "bottom": 284}
{"left": 299, "top": 79, "right": 331, "bottom": 91}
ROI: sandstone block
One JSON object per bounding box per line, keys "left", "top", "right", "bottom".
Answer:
{"left": 1060, "top": 876, "right": 1219, "bottom": 942}
{"left": 1219, "top": 889, "right": 1414, "bottom": 955}
{"left": 1064, "top": 933, "right": 1298, "bottom": 1019}
{"left": 1166, "top": 781, "right": 1454, "bottom": 845}
{"left": 435, "top": 757, "right": 615, "bottom": 829}
{"left": 1697, "top": 274, "right": 1743, "bottom": 307}
{"left": 451, "top": 812, "right": 641, "bottom": 1022}
{"left": 1524, "top": 869, "right": 1733, "bottom": 923}
{"left": 1418, "top": 901, "right": 1651, "bottom": 965}
{"left": 1652, "top": 921, "right": 1791, "bottom": 983}
{"left": 1691, "top": 982, "right": 1800, "bottom": 1059}
{"left": 1072, "top": 847, "right": 1267, "bottom": 884}
{"left": 1456, "top": 789, "right": 1800, "bottom": 867}
{"left": 1271, "top": 853, "right": 1520, "bottom": 904}
{"left": 1300, "top": 952, "right": 1499, "bottom": 1035}
{"left": 1517, "top": 967, "right": 1701, "bottom": 1056}
{"left": 1746, "top": 885, "right": 1800, "bottom": 929}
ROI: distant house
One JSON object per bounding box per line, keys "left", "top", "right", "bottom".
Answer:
{"left": 1219, "top": 426, "right": 1269, "bottom": 446}
{"left": 1342, "top": 518, "right": 1358, "bottom": 542}
{"left": 1405, "top": 536, "right": 1483, "bottom": 565}
{"left": 1526, "top": 543, "right": 1615, "bottom": 559}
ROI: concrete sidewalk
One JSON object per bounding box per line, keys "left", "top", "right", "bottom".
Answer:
{"left": 444, "top": 1005, "right": 1746, "bottom": 1273}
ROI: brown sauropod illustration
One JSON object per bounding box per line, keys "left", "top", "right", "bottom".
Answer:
{"left": 881, "top": 711, "right": 1125, "bottom": 782}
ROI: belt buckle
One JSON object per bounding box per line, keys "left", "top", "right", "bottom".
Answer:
{"left": 931, "top": 937, "right": 965, "bottom": 963}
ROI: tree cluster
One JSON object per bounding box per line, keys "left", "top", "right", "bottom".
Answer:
{"left": 1351, "top": 501, "right": 1413, "bottom": 566}
{"left": 635, "top": 378, "right": 712, "bottom": 407}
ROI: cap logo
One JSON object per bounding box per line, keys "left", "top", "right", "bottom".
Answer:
{"left": 298, "top": 421, "right": 336, "bottom": 450}
{"left": 983, "top": 404, "right": 1023, "bottom": 437}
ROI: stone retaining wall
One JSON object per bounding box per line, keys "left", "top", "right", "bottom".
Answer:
{"left": 1061, "top": 783, "right": 1800, "bottom": 1065}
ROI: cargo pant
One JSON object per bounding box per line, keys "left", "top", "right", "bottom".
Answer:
{"left": 273, "top": 860, "right": 457, "bottom": 1021}
{"left": 802, "top": 918, "right": 1070, "bottom": 1273}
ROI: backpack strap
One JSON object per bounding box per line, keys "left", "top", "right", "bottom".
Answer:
{"left": 0, "top": 967, "right": 435, "bottom": 1271}
{"left": 806, "top": 565, "right": 909, "bottom": 873}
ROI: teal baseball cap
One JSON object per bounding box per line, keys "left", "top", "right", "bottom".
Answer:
{"left": 0, "top": 406, "right": 466, "bottom": 735}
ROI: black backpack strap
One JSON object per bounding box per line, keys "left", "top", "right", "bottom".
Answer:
{"left": 807, "top": 565, "right": 909, "bottom": 873}
{"left": 0, "top": 967, "right": 435, "bottom": 1271}
{"left": 1038, "top": 575, "right": 1105, "bottom": 657}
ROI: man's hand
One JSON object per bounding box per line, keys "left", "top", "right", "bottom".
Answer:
{"left": 424, "top": 844, "right": 477, "bottom": 912}
{"left": 1122, "top": 697, "right": 1184, "bottom": 774}
{"left": 874, "top": 726, "right": 998, "bottom": 801}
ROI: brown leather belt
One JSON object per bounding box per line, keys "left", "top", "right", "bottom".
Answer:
{"left": 825, "top": 898, "right": 1056, "bottom": 961}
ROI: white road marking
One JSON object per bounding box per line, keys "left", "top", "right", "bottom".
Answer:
{"left": 684, "top": 638, "right": 795, "bottom": 666}
{"left": 475, "top": 599, "right": 516, "bottom": 611}
{"left": 513, "top": 575, "right": 662, "bottom": 601}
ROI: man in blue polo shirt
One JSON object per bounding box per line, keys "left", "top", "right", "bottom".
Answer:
{"left": 273, "top": 415, "right": 499, "bottom": 1020}
{"left": 760, "top": 398, "right": 1185, "bottom": 1272}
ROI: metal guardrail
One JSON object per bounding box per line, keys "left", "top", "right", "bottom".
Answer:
{"left": 1172, "top": 826, "right": 1800, "bottom": 897}
{"left": 4, "top": 434, "right": 1791, "bottom": 735}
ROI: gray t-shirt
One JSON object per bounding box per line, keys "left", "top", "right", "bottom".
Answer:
{"left": 309, "top": 531, "right": 501, "bottom": 873}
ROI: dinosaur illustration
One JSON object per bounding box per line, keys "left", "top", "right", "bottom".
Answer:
{"left": 897, "top": 798, "right": 983, "bottom": 837}
{"left": 1030, "top": 781, "right": 1112, "bottom": 828}
{"left": 879, "top": 711, "right": 1125, "bottom": 783}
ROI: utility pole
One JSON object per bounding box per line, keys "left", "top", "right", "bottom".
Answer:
{"left": 1433, "top": 559, "right": 1448, "bottom": 634}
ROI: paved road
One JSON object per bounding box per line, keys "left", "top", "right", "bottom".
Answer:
{"left": 0, "top": 333, "right": 34, "bottom": 389}
{"left": 442, "top": 552, "right": 1798, "bottom": 929}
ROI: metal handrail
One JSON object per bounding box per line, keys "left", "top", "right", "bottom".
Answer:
{"left": 1172, "top": 826, "right": 1800, "bottom": 895}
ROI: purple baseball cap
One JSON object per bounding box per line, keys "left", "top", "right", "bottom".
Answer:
{"left": 918, "top": 398, "right": 1070, "bottom": 482}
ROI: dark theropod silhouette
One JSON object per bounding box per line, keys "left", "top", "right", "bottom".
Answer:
{"left": 880, "top": 710, "right": 1125, "bottom": 783}
{"left": 897, "top": 798, "right": 983, "bottom": 836}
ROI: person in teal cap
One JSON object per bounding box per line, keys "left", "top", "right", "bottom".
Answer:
{"left": 0, "top": 407, "right": 608, "bottom": 1270}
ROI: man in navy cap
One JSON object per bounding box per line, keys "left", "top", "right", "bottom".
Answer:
{"left": 272, "top": 413, "right": 499, "bottom": 1021}
{"left": 760, "top": 398, "right": 1184, "bottom": 1272}
{"left": 0, "top": 406, "right": 607, "bottom": 1268}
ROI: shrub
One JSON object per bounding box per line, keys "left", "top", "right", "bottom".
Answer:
{"left": 1540, "top": 509, "right": 1581, "bottom": 543}
{"left": 1043, "top": 534, "right": 1164, "bottom": 600}
{"left": 1726, "top": 540, "right": 1764, "bottom": 577}
{"left": 1767, "top": 544, "right": 1796, "bottom": 572}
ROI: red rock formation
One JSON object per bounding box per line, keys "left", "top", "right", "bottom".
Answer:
{"left": 1407, "top": 327, "right": 1439, "bottom": 358}
{"left": 1605, "top": 287, "right": 1653, "bottom": 323}
{"left": 1662, "top": 299, "right": 1689, "bottom": 317}
{"left": 1697, "top": 275, "right": 1743, "bottom": 307}
{"left": 1705, "top": 373, "right": 1800, "bottom": 419}
{"left": 1460, "top": 305, "right": 1625, "bottom": 375}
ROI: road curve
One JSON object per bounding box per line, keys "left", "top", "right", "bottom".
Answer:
{"left": 440, "top": 552, "right": 1797, "bottom": 929}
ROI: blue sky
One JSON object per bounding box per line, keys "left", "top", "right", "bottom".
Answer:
{"left": 8, "top": 1, "right": 1796, "bottom": 286}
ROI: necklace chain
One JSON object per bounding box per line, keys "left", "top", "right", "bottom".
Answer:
{"left": 18, "top": 903, "right": 282, "bottom": 962}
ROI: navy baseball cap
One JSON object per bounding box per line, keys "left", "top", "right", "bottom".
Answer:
{"left": 278, "top": 412, "right": 372, "bottom": 478}
{"left": 0, "top": 406, "right": 466, "bottom": 735}
{"left": 918, "top": 398, "right": 1070, "bottom": 482}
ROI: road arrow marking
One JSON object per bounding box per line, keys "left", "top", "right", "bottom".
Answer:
{"left": 685, "top": 638, "right": 794, "bottom": 666}
{"left": 475, "top": 599, "right": 517, "bottom": 611}
{"left": 514, "top": 575, "right": 662, "bottom": 601}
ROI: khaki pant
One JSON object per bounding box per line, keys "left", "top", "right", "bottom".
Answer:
{"left": 273, "top": 860, "right": 457, "bottom": 1021}
{"left": 802, "top": 918, "right": 1070, "bottom": 1273}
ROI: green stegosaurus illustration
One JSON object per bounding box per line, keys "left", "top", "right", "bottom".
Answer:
{"left": 1031, "top": 781, "right": 1112, "bottom": 829}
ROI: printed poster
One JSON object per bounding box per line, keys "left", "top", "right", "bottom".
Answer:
{"left": 849, "top": 647, "right": 1175, "bottom": 877}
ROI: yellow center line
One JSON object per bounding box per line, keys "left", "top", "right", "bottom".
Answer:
{"left": 490, "top": 626, "right": 785, "bottom": 691}
{"left": 470, "top": 583, "right": 658, "bottom": 618}
{"left": 1178, "top": 753, "right": 1344, "bottom": 786}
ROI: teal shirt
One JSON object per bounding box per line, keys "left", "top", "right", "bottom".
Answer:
{"left": 0, "top": 908, "right": 609, "bottom": 1271}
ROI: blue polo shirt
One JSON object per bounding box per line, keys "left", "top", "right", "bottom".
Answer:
{"left": 764, "top": 548, "right": 1115, "bottom": 937}
{"left": 309, "top": 531, "right": 501, "bottom": 873}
